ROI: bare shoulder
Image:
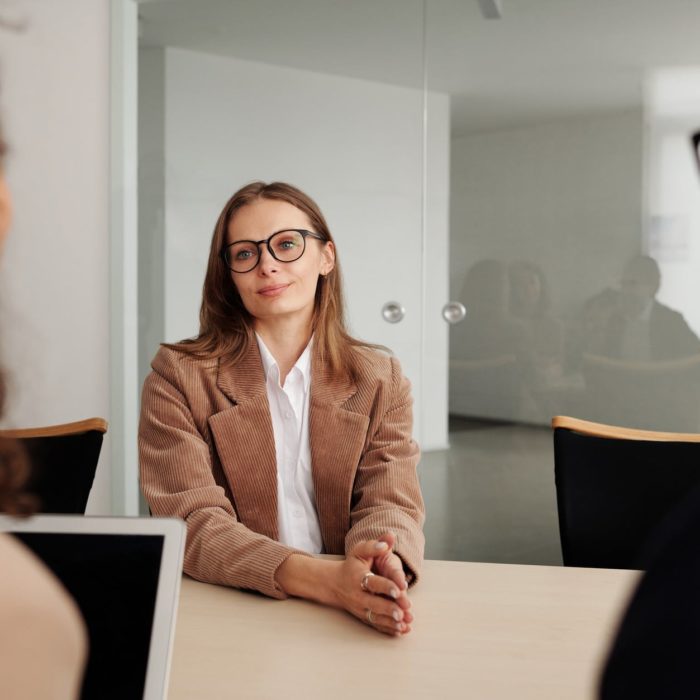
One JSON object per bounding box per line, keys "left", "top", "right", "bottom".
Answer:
{"left": 0, "top": 533, "right": 84, "bottom": 628}
{"left": 0, "top": 534, "right": 87, "bottom": 690}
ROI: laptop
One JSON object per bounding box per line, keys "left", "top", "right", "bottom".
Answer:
{"left": 0, "top": 515, "right": 186, "bottom": 700}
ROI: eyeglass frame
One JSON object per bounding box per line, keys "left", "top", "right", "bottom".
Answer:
{"left": 220, "top": 228, "right": 328, "bottom": 273}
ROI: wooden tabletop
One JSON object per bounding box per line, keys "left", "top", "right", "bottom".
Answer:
{"left": 168, "top": 560, "right": 640, "bottom": 700}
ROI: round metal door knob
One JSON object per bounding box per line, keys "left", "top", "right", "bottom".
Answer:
{"left": 442, "top": 301, "right": 467, "bottom": 324}
{"left": 381, "top": 301, "right": 405, "bottom": 324}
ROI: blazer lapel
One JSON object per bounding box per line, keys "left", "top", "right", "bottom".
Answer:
{"left": 310, "top": 355, "right": 369, "bottom": 553}
{"left": 208, "top": 340, "right": 279, "bottom": 540}
{"left": 206, "top": 338, "right": 371, "bottom": 552}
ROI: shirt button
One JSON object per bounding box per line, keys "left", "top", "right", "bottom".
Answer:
{"left": 285, "top": 412, "right": 292, "bottom": 419}
{"left": 293, "top": 509, "right": 303, "bottom": 518}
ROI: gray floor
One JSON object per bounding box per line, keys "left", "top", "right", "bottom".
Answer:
{"left": 418, "top": 417, "right": 563, "bottom": 566}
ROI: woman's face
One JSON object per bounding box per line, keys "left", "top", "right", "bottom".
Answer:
{"left": 226, "top": 197, "right": 335, "bottom": 331}
{"left": 0, "top": 174, "right": 11, "bottom": 252}
{"left": 513, "top": 269, "right": 541, "bottom": 309}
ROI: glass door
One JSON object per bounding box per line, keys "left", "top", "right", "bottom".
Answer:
{"left": 422, "top": 0, "right": 700, "bottom": 564}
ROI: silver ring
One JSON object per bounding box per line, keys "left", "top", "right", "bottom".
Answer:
{"left": 360, "top": 571, "right": 375, "bottom": 592}
{"left": 365, "top": 608, "right": 374, "bottom": 624}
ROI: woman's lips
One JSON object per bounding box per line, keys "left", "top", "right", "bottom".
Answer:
{"left": 257, "top": 284, "right": 289, "bottom": 297}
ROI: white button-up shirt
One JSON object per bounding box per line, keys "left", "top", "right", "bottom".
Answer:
{"left": 256, "top": 334, "right": 324, "bottom": 554}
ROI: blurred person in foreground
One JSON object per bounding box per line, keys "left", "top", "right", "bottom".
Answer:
{"left": 599, "top": 133, "right": 700, "bottom": 699}
{"left": 0, "top": 110, "right": 87, "bottom": 699}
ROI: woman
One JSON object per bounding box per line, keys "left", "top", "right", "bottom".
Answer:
{"left": 0, "top": 121, "right": 87, "bottom": 699}
{"left": 508, "top": 260, "right": 564, "bottom": 378}
{"left": 139, "top": 181, "right": 425, "bottom": 636}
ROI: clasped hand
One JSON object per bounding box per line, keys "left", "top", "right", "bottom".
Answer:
{"left": 335, "top": 531, "right": 413, "bottom": 636}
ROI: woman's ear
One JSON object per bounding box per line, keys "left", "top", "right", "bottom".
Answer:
{"left": 0, "top": 175, "right": 13, "bottom": 251}
{"left": 320, "top": 240, "right": 335, "bottom": 276}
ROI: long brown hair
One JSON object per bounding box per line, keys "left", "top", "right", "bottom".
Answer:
{"left": 0, "top": 375, "right": 35, "bottom": 515}
{"left": 0, "top": 126, "right": 35, "bottom": 515}
{"left": 168, "top": 181, "right": 381, "bottom": 382}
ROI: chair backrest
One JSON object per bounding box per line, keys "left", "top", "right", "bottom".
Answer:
{"left": 0, "top": 418, "right": 108, "bottom": 514}
{"left": 552, "top": 415, "right": 700, "bottom": 569}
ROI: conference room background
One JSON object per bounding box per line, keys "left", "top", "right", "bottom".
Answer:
{"left": 3, "top": 0, "right": 700, "bottom": 565}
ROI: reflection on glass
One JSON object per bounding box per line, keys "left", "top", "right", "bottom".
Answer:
{"left": 444, "top": 53, "right": 700, "bottom": 434}
{"left": 450, "top": 259, "right": 534, "bottom": 423}
{"left": 430, "top": 0, "right": 700, "bottom": 565}
{"left": 572, "top": 256, "right": 700, "bottom": 431}
{"left": 450, "top": 250, "right": 700, "bottom": 432}
{"left": 509, "top": 260, "right": 564, "bottom": 382}
{"left": 577, "top": 256, "right": 700, "bottom": 363}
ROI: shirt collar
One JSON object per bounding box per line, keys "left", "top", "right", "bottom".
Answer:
{"left": 255, "top": 333, "right": 312, "bottom": 391}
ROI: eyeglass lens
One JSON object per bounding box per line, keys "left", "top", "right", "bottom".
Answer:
{"left": 227, "top": 230, "right": 307, "bottom": 272}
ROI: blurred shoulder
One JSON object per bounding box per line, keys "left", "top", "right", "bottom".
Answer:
{"left": 0, "top": 534, "right": 87, "bottom": 687}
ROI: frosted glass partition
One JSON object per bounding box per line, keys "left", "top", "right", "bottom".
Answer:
{"left": 427, "top": 0, "right": 700, "bottom": 433}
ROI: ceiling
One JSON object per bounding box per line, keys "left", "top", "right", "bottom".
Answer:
{"left": 138, "top": 0, "right": 700, "bottom": 135}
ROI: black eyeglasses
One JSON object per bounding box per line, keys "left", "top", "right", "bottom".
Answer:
{"left": 220, "top": 229, "right": 327, "bottom": 273}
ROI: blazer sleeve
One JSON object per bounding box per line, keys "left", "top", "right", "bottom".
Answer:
{"left": 344, "top": 356, "right": 426, "bottom": 585}
{"left": 138, "top": 351, "right": 309, "bottom": 599}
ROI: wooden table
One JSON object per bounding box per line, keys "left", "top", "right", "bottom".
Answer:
{"left": 168, "top": 560, "right": 639, "bottom": 700}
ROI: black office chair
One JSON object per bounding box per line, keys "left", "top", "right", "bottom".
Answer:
{"left": 552, "top": 415, "right": 700, "bottom": 569}
{"left": 0, "top": 417, "right": 108, "bottom": 514}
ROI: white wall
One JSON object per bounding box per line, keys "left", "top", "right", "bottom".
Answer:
{"left": 645, "top": 68, "right": 700, "bottom": 337}
{"left": 0, "top": 0, "right": 111, "bottom": 513}
{"left": 144, "top": 47, "right": 449, "bottom": 449}
{"left": 450, "top": 110, "right": 644, "bottom": 318}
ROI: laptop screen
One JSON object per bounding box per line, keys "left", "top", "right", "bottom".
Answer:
{"left": 12, "top": 532, "right": 164, "bottom": 700}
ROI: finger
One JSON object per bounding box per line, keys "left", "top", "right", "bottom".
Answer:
{"left": 382, "top": 581, "right": 411, "bottom": 612}
{"left": 371, "top": 611, "right": 410, "bottom": 636}
{"left": 377, "top": 531, "right": 396, "bottom": 551}
{"left": 394, "top": 591, "right": 412, "bottom": 611}
{"left": 360, "top": 607, "right": 409, "bottom": 636}
{"left": 383, "top": 557, "right": 408, "bottom": 592}
{"left": 358, "top": 606, "right": 390, "bottom": 635}
{"left": 373, "top": 552, "right": 408, "bottom": 593}
{"left": 369, "top": 575, "right": 410, "bottom": 613}
{"left": 352, "top": 539, "right": 390, "bottom": 563}
{"left": 372, "top": 561, "right": 411, "bottom": 610}
{"left": 362, "top": 570, "right": 401, "bottom": 600}
{"left": 361, "top": 591, "right": 406, "bottom": 623}
{"left": 374, "top": 536, "right": 408, "bottom": 591}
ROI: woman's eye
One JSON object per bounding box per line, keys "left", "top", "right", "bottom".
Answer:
{"left": 235, "top": 249, "right": 254, "bottom": 260}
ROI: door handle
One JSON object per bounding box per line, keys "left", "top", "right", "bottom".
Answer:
{"left": 381, "top": 301, "right": 405, "bottom": 324}
{"left": 442, "top": 301, "right": 467, "bottom": 324}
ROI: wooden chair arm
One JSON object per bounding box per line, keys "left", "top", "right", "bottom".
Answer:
{"left": 0, "top": 417, "right": 108, "bottom": 439}
{"left": 552, "top": 415, "right": 700, "bottom": 443}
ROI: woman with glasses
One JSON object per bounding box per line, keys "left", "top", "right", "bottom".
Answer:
{"left": 139, "top": 181, "right": 424, "bottom": 636}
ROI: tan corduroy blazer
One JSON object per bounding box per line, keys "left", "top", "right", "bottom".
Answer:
{"left": 139, "top": 340, "right": 425, "bottom": 599}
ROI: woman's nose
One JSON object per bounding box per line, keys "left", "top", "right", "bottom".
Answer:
{"left": 257, "top": 244, "right": 278, "bottom": 274}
